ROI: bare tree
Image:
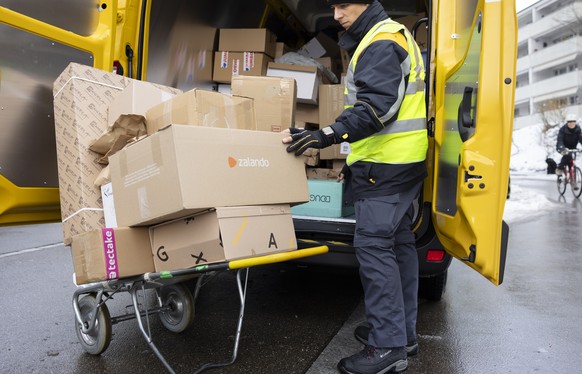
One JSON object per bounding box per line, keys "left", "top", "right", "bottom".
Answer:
{"left": 536, "top": 99, "right": 567, "bottom": 132}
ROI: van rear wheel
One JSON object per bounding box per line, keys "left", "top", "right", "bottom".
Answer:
{"left": 419, "top": 271, "right": 447, "bottom": 301}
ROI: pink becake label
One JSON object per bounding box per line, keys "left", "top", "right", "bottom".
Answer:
{"left": 101, "top": 228, "right": 119, "bottom": 280}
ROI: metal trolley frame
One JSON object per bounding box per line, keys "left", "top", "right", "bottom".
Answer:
{"left": 72, "top": 246, "right": 328, "bottom": 373}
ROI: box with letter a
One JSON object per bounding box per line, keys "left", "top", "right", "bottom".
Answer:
{"left": 149, "top": 205, "right": 297, "bottom": 272}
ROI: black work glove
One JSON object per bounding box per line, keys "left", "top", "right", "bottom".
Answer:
{"left": 286, "top": 128, "right": 334, "bottom": 156}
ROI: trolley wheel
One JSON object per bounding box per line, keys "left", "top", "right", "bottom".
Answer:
{"left": 572, "top": 167, "right": 582, "bottom": 198}
{"left": 75, "top": 294, "right": 112, "bottom": 355}
{"left": 159, "top": 283, "right": 194, "bottom": 333}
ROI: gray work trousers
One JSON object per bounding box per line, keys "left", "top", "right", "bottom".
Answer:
{"left": 353, "top": 181, "right": 422, "bottom": 348}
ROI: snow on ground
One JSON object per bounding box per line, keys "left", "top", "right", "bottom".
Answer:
{"left": 505, "top": 122, "right": 564, "bottom": 224}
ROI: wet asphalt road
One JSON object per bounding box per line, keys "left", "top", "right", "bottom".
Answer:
{"left": 1, "top": 175, "right": 582, "bottom": 373}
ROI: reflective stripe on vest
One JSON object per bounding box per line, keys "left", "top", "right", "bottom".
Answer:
{"left": 345, "top": 19, "right": 428, "bottom": 165}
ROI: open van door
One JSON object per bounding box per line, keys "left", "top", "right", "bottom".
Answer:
{"left": 0, "top": 1, "right": 145, "bottom": 225}
{"left": 432, "top": 0, "right": 517, "bottom": 285}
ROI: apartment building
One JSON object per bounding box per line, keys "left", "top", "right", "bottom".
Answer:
{"left": 515, "top": 0, "right": 582, "bottom": 129}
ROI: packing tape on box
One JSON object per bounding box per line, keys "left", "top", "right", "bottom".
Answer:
{"left": 62, "top": 207, "right": 104, "bottom": 223}
{"left": 53, "top": 76, "right": 123, "bottom": 99}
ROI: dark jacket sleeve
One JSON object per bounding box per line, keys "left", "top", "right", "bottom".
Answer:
{"left": 330, "top": 39, "right": 410, "bottom": 144}
{"left": 557, "top": 125, "right": 565, "bottom": 151}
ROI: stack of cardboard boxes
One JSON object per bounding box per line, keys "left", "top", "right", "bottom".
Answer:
{"left": 54, "top": 63, "right": 308, "bottom": 285}
{"left": 59, "top": 21, "right": 399, "bottom": 284}
{"left": 209, "top": 28, "right": 354, "bottom": 220}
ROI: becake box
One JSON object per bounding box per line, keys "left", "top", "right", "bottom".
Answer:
{"left": 53, "top": 63, "right": 180, "bottom": 244}
{"left": 149, "top": 205, "right": 297, "bottom": 272}
{"left": 230, "top": 76, "right": 296, "bottom": 132}
{"left": 109, "top": 125, "right": 309, "bottom": 227}
{"left": 70, "top": 227, "right": 154, "bottom": 285}
{"left": 145, "top": 88, "right": 256, "bottom": 134}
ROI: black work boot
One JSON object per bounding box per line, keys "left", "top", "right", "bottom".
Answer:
{"left": 354, "top": 324, "right": 419, "bottom": 357}
{"left": 337, "top": 345, "right": 408, "bottom": 374}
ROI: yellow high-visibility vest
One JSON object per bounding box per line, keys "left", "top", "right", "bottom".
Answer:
{"left": 345, "top": 19, "right": 428, "bottom": 165}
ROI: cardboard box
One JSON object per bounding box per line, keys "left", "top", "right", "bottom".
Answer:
{"left": 70, "top": 227, "right": 154, "bottom": 285}
{"left": 306, "top": 167, "right": 341, "bottom": 180}
{"left": 231, "top": 76, "right": 296, "bottom": 132}
{"left": 275, "top": 42, "right": 292, "bottom": 58}
{"left": 319, "top": 84, "right": 344, "bottom": 126}
{"left": 267, "top": 63, "right": 321, "bottom": 104}
{"left": 218, "top": 28, "right": 277, "bottom": 58}
{"left": 297, "top": 32, "right": 340, "bottom": 59}
{"left": 108, "top": 80, "right": 180, "bottom": 125}
{"left": 145, "top": 88, "right": 256, "bottom": 134}
{"left": 53, "top": 63, "right": 179, "bottom": 244}
{"left": 150, "top": 205, "right": 297, "bottom": 272}
{"left": 295, "top": 103, "right": 319, "bottom": 125}
{"left": 320, "top": 142, "right": 351, "bottom": 160}
{"left": 167, "top": 24, "right": 216, "bottom": 86}
{"left": 53, "top": 63, "right": 127, "bottom": 245}
{"left": 291, "top": 179, "right": 354, "bottom": 218}
{"left": 213, "top": 52, "right": 272, "bottom": 84}
{"left": 109, "top": 125, "right": 309, "bottom": 226}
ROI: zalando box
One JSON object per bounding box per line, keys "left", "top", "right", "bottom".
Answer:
{"left": 145, "top": 88, "right": 256, "bottom": 134}
{"left": 149, "top": 205, "right": 297, "bottom": 272}
{"left": 70, "top": 227, "right": 154, "bottom": 285}
{"left": 230, "top": 76, "right": 296, "bottom": 132}
{"left": 109, "top": 125, "right": 309, "bottom": 227}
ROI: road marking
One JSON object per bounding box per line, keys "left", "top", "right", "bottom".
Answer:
{"left": 0, "top": 243, "right": 62, "bottom": 259}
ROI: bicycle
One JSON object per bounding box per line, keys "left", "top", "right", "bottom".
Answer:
{"left": 557, "top": 149, "right": 582, "bottom": 198}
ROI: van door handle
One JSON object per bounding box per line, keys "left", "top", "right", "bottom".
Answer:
{"left": 459, "top": 86, "right": 475, "bottom": 128}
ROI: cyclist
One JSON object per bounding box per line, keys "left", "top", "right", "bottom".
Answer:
{"left": 556, "top": 113, "right": 582, "bottom": 190}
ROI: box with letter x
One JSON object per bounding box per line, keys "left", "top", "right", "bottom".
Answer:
{"left": 149, "top": 204, "right": 297, "bottom": 272}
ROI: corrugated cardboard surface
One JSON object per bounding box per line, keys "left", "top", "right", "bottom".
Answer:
{"left": 319, "top": 84, "right": 344, "bottom": 126}
{"left": 296, "top": 103, "right": 319, "bottom": 125}
{"left": 231, "top": 76, "right": 296, "bottom": 132}
{"left": 108, "top": 80, "right": 181, "bottom": 126}
{"left": 213, "top": 52, "right": 272, "bottom": 84}
{"left": 145, "top": 88, "right": 256, "bottom": 134}
{"left": 149, "top": 205, "right": 296, "bottom": 272}
{"left": 53, "top": 63, "right": 183, "bottom": 244}
{"left": 266, "top": 63, "right": 321, "bottom": 104}
{"left": 321, "top": 142, "right": 351, "bottom": 160}
{"left": 70, "top": 227, "right": 154, "bottom": 285}
{"left": 109, "top": 125, "right": 309, "bottom": 227}
{"left": 218, "top": 28, "right": 277, "bottom": 58}
{"left": 53, "top": 63, "right": 128, "bottom": 244}
{"left": 319, "top": 84, "right": 350, "bottom": 160}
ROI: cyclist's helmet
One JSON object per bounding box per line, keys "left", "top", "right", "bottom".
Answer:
{"left": 566, "top": 114, "right": 577, "bottom": 123}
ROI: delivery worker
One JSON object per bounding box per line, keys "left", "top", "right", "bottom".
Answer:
{"left": 282, "top": 1, "right": 427, "bottom": 373}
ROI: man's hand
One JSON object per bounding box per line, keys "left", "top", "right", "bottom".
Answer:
{"left": 282, "top": 127, "right": 334, "bottom": 156}
{"left": 559, "top": 148, "right": 569, "bottom": 156}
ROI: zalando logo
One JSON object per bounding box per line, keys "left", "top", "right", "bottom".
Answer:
{"left": 228, "top": 156, "right": 270, "bottom": 168}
